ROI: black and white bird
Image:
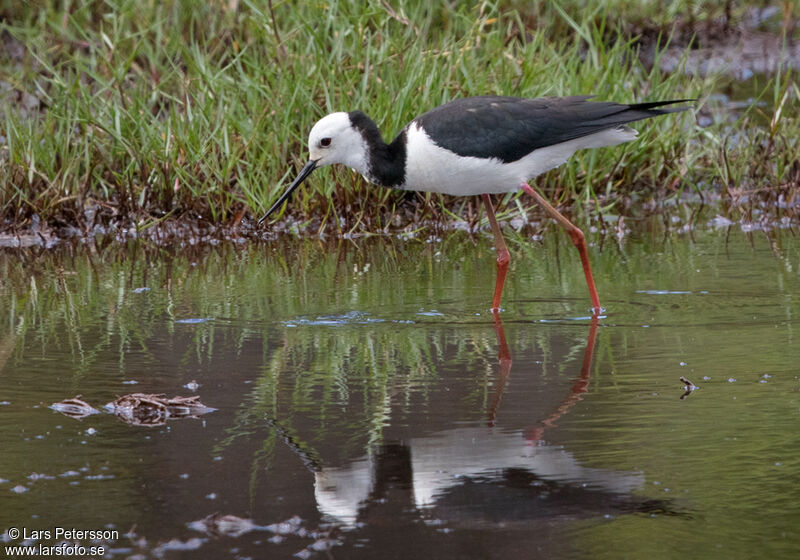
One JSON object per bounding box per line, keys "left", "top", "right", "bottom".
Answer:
{"left": 259, "top": 95, "right": 691, "bottom": 314}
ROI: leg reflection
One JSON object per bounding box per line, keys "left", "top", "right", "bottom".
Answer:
{"left": 487, "top": 309, "right": 512, "bottom": 427}
{"left": 485, "top": 312, "right": 599, "bottom": 437}
{"left": 526, "top": 314, "right": 599, "bottom": 442}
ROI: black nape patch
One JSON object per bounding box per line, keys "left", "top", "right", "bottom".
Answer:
{"left": 349, "top": 111, "right": 406, "bottom": 188}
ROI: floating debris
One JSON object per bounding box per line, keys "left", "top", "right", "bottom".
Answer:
{"left": 679, "top": 376, "right": 699, "bottom": 400}
{"left": 27, "top": 472, "right": 55, "bottom": 481}
{"left": 187, "top": 513, "right": 262, "bottom": 538}
{"left": 104, "top": 394, "right": 216, "bottom": 427}
{"left": 308, "top": 537, "right": 340, "bottom": 551}
{"left": 70, "top": 514, "right": 339, "bottom": 558}
{"left": 709, "top": 215, "right": 735, "bottom": 228}
{"left": 49, "top": 396, "right": 101, "bottom": 419}
{"left": 151, "top": 537, "right": 206, "bottom": 555}
{"left": 51, "top": 393, "right": 215, "bottom": 426}
{"left": 266, "top": 516, "right": 304, "bottom": 536}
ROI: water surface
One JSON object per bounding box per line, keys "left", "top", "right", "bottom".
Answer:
{"left": 0, "top": 225, "right": 798, "bottom": 558}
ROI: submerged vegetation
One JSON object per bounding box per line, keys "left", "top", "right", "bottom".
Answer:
{"left": 0, "top": 0, "right": 798, "bottom": 238}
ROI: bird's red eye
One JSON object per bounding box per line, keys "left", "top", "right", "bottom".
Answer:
{"left": 320, "top": 138, "right": 332, "bottom": 147}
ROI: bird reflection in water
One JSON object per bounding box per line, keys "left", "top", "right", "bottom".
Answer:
{"left": 310, "top": 314, "right": 680, "bottom": 529}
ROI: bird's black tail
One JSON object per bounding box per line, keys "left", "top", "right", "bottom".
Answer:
{"left": 626, "top": 99, "right": 695, "bottom": 115}
{"left": 584, "top": 98, "right": 694, "bottom": 130}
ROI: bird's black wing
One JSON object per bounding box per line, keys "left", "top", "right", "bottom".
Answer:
{"left": 412, "top": 96, "right": 691, "bottom": 164}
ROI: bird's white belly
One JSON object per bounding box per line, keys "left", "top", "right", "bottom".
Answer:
{"left": 401, "top": 123, "right": 637, "bottom": 196}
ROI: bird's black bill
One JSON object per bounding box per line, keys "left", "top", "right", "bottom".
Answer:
{"left": 257, "top": 159, "right": 318, "bottom": 225}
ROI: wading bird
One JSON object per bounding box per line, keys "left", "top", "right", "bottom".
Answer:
{"left": 259, "top": 95, "right": 690, "bottom": 314}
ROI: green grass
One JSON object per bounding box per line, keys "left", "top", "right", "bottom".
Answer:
{"left": 0, "top": 0, "right": 798, "bottom": 235}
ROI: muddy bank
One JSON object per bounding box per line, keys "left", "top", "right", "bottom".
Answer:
{"left": 1, "top": 193, "right": 797, "bottom": 250}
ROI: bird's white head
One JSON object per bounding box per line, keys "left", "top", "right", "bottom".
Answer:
{"left": 307, "top": 112, "right": 369, "bottom": 172}
{"left": 257, "top": 111, "right": 371, "bottom": 225}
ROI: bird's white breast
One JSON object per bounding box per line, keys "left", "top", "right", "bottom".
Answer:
{"left": 402, "top": 122, "right": 638, "bottom": 196}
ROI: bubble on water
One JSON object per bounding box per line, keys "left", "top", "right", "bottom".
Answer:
{"left": 28, "top": 473, "right": 55, "bottom": 481}
{"left": 85, "top": 474, "right": 115, "bottom": 481}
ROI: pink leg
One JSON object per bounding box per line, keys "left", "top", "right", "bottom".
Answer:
{"left": 481, "top": 194, "right": 510, "bottom": 311}
{"left": 520, "top": 183, "right": 602, "bottom": 315}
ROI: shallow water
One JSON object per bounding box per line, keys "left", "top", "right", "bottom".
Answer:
{"left": 0, "top": 225, "right": 798, "bottom": 559}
